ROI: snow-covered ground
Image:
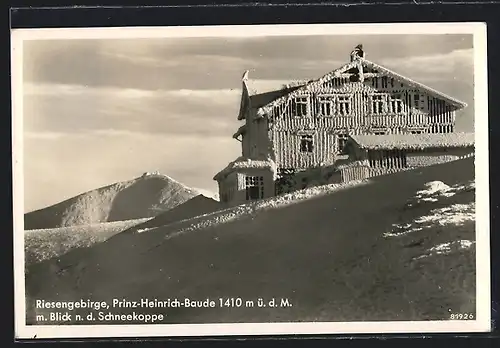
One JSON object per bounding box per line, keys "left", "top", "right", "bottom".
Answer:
{"left": 135, "top": 179, "right": 368, "bottom": 240}
{"left": 26, "top": 157, "right": 477, "bottom": 323}
{"left": 383, "top": 179, "right": 476, "bottom": 260}
{"left": 25, "top": 218, "right": 152, "bottom": 266}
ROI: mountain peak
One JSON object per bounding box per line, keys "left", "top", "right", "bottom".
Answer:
{"left": 25, "top": 173, "right": 200, "bottom": 230}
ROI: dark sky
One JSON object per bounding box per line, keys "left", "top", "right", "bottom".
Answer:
{"left": 21, "top": 31, "right": 475, "bottom": 212}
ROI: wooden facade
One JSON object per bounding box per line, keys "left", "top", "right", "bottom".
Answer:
{"left": 215, "top": 47, "right": 469, "bottom": 204}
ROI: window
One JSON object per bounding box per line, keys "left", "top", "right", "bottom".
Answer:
{"left": 371, "top": 126, "right": 387, "bottom": 135}
{"left": 349, "top": 73, "right": 360, "bottom": 82}
{"left": 414, "top": 93, "right": 425, "bottom": 110}
{"left": 390, "top": 94, "right": 403, "bottom": 114}
{"left": 245, "top": 176, "right": 264, "bottom": 200}
{"left": 317, "top": 96, "right": 334, "bottom": 116}
{"left": 337, "top": 95, "right": 351, "bottom": 115}
{"left": 291, "top": 96, "right": 308, "bottom": 117}
{"left": 381, "top": 76, "right": 388, "bottom": 88}
{"left": 337, "top": 134, "right": 349, "bottom": 154}
{"left": 371, "top": 94, "right": 386, "bottom": 114}
{"left": 272, "top": 105, "right": 281, "bottom": 118}
{"left": 300, "top": 134, "right": 314, "bottom": 153}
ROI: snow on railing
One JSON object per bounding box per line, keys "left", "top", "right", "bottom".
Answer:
{"left": 338, "top": 152, "right": 475, "bottom": 184}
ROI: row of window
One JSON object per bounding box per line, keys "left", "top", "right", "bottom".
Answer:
{"left": 299, "top": 134, "right": 348, "bottom": 154}
{"left": 289, "top": 93, "right": 405, "bottom": 118}
{"left": 370, "top": 76, "right": 406, "bottom": 89}
{"left": 297, "top": 124, "right": 454, "bottom": 156}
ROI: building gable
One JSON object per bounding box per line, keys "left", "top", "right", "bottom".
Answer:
{"left": 237, "top": 72, "right": 310, "bottom": 120}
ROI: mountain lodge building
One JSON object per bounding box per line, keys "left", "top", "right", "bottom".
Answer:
{"left": 213, "top": 46, "right": 474, "bottom": 204}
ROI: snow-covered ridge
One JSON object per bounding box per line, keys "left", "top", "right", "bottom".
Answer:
{"left": 139, "top": 171, "right": 217, "bottom": 199}
{"left": 133, "top": 179, "right": 368, "bottom": 238}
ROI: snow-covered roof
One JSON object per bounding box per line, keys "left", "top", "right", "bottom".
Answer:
{"left": 335, "top": 160, "right": 370, "bottom": 170}
{"left": 349, "top": 132, "right": 475, "bottom": 150}
{"left": 245, "top": 79, "right": 309, "bottom": 96}
{"left": 213, "top": 156, "right": 277, "bottom": 181}
{"left": 258, "top": 56, "right": 467, "bottom": 114}
{"left": 361, "top": 58, "right": 467, "bottom": 108}
{"left": 237, "top": 76, "right": 310, "bottom": 120}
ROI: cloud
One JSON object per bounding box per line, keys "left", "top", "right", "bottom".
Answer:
{"left": 23, "top": 82, "right": 243, "bottom": 137}
{"left": 378, "top": 48, "right": 474, "bottom": 76}
{"left": 23, "top": 129, "right": 232, "bottom": 141}
{"left": 24, "top": 82, "right": 240, "bottom": 99}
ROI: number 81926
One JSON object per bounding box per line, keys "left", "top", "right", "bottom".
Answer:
{"left": 450, "top": 313, "right": 474, "bottom": 320}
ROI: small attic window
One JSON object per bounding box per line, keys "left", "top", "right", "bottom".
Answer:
{"left": 381, "top": 76, "right": 388, "bottom": 89}
{"left": 349, "top": 73, "right": 360, "bottom": 82}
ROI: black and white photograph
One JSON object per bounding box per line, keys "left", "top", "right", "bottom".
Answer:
{"left": 12, "top": 23, "right": 490, "bottom": 339}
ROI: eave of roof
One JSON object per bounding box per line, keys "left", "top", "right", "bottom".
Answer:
{"left": 213, "top": 157, "right": 277, "bottom": 181}
{"left": 349, "top": 132, "right": 475, "bottom": 150}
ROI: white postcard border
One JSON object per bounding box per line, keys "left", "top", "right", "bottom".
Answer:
{"left": 12, "top": 22, "right": 491, "bottom": 339}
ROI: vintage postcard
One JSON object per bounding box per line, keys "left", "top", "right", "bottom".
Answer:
{"left": 12, "top": 22, "right": 490, "bottom": 339}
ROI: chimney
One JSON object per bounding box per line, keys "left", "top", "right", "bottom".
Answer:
{"left": 350, "top": 44, "right": 365, "bottom": 62}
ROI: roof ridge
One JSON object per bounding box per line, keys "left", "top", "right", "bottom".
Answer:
{"left": 260, "top": 57, "right": 467, "bottom": 112}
